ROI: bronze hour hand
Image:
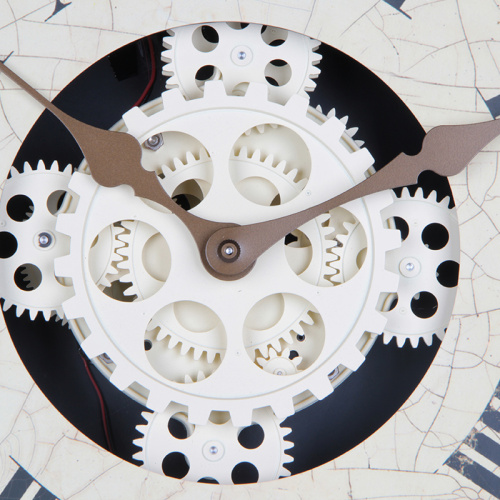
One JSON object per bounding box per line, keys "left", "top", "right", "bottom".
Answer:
{"left": 0, "top": 61, "right": 233, "bottom": 273}
{"left": 204, "top": 118, "right": 500, "bottom": 278}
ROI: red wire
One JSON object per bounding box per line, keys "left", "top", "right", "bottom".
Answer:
{"left": 133, "top": 36, "right": 156, "bottom": 107}
{"left": 81, "top": 353, "right": 114, "bottom": 452}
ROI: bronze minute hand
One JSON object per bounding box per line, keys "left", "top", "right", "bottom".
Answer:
{"left": 0, "top": 61, "right": 241, "bottom": 277}
{"left": 204, "top": 118, "right": 500, "bottom": 278}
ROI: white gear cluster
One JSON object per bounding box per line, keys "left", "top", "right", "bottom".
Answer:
{"left": 162, "top": 22, "right": 322, "bottom": 104}
{"left": 0, "top": 23, "right": 460, "bottom": 485}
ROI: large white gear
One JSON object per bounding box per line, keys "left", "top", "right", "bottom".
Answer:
{"left": 0, "top": 161, "right": 73, "bottom": 320}
{"left": 381, "top": 188, "right": 460, "bottom": 347}
{"left": 54, "top": 81, "right": 400, "bottom": 426}
{"left": 162, "top": 22, "right": 322, "bottom": 104}
{"left": 133, "top": 405, "right": 293, "bottom": 484}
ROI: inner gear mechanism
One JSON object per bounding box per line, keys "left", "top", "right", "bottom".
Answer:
{"left": 133, "top": 406, "right": 293, "bottom": 484}
{"left": 162, "top": 22, "right": 322, "bottom": 104}
{"left": 381, "top": 188, "right": 460, "bottom": 347}
{"left": 53, "top": 81, "right": 399, "bottom": 427}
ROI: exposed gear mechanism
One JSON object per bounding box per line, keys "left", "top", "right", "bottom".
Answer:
{"left": 53, "top": 81, "right": 398, "bottom": 427}
{"left": 381, "top": 188, "right": 460, "bottom": 347}
{"left": 133, "top": 406, "right": 293, "bottom": 484}
{"left": 162, "top": 22, "right": 322, "bottom": 104}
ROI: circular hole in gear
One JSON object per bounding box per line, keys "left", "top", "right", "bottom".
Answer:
{"left": 284, "top": 229, "right": 312, "bottom": 276}
{"left": 198, "top": 478, "right": 219, "bottom": 484}
{"left": 436, "top": 260, "right": 460, "bottom": 288}
{"left": 265, "top": 59, "right": 292, "bottom": 87}
{"left": 14, "top": 264, "right": 42, "bottom": 291}
{"left": 244, "top": 293, "right": 324, "bottom": 372}
{"left": 231, "top": 462, "right": 259, "bottom": 484}
{"left": 195, "top": 65, "right": 221, "bottom": 88}
{"left": 47, "top": 189, "right": 70, "bottom": 215}
{"left": 392, "top": 216, "right": 409, "bottom": 242}
{"left": 238, "top": 424, "right": 265, "bottom": 449}
{"left": 0, "top": 232, "right": 18, "bottom": 258}
{"left": 261, "top": 25, "right": 288, "bottom": 46}
{"left": 192, "top": 25, "right": 219, "bottom": 52}
{"left": 411, "top": 291, "right": 438, "bottom": 319}
{"left": 421, "top": 222, "right": 449, "bottom": 250}
{"left": 167, "top": 414, "right": 192, "bottom": 440}
{"left": 145, "top": 301, "right": 226, "bottom": 384}
{"left": 162, "top": 452, "right": 190, "bottom": 479}
{"left": 230, "top": 124, "right": 311, "bottom": 206}
{"left": 226, "top": 22, "right": 249, "bottom": 30}
{"left": 7, "top": 194, "right": 34, "bottom": 222}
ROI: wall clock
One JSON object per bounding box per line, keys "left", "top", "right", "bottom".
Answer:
{"left": 0, "top": 1, "right": 499, "bottom": 499}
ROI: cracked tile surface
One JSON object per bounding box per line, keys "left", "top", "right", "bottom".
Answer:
{"left": 0, "top": 0, "right": 499, "bottom": 498}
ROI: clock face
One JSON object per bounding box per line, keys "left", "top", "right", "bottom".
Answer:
{"left": 0, "top": 3, "right": 499, "bottom": 499}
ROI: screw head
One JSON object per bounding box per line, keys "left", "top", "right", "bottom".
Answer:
{"left": 144, "top": 134, "right": 164, "bottom": 151}
{"left": 209, "top": 446, "right": 218, "bottom": 455}
{"left": 237, "top": 51, "right": 246, "bottom": 60}
{"left": 37, "top": 232, "right": 53, "bottom": 248}
{"left": 406, "top": 262, "right": 415, "bottom": 272}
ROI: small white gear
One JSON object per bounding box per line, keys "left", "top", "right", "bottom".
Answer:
{"left": 133, "top": 405, "right": 293, "bottom": 484}
{"left": 381, "top": 188, "right": 460, "bottom": 347}
{"left": 54, "top": 81, "right": 399, "bottom": 426}
{"left": 256, "top": 347, "right": 303, "bottom": 376}
{"left": 0, "top": 161, "right": 73, "bottom": 320}
{"left": 162, "top": 22, "right": 322, "bottom": 104}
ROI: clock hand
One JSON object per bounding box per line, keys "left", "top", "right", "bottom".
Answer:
{"left": 0, "top": 61, "right": 238, "bottom": 273}
{"left": 204, "top": 118, "right": 500, "bottom": 278}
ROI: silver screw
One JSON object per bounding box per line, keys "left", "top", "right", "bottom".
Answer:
{"left": 144, "top": 134, "right": 164, "bottom": 151}
{"left": 276, "top": 370, "right": 284, "bottom": 376}
{"left": 37, "top": 232, "right": 52, "bottom": 248}
{"left": 237, "top": 51, "right": 247, "bottom": 60}
{"left": 209, "top": 446, "right": 218, "bottom": 455}
{"left": 406, "top": 262, "right": 415, "bottom": 272}
{"left": 224, "top": 247, "right": 234, "bottom": 256}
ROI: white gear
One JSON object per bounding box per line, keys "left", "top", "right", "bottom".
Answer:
{"left": 381, "top": 188, "right": 460, "bottom": 347}
{"left": 256, "top": 348, "right": 303, "bottom": 376}
{"left": 54, "top": 81, "right": 399, "bottom": 426}
{"left": 0, "top": 161, "right": 73, "bottom": 320}
{"left": 133, "top": 405, "right": 293, "bottom": 484}
{"left": 162, "top": 22, "right": 322, "bottom": 104}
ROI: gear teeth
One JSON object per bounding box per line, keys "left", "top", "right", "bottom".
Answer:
{"left": 60, "top": 295, "right": 80, "bottom": 320}
{"left": 424, "top": 333, "right": 436, "bottom": 345}
{"left": 25, "top": 161, "right": 35, "bottom": 172}
{"left": 355, "top": 139, "right": 365, "bottom": 148}
{"left": 203, "top": 80, "right": 227, "bottom": 98}
{"left": 257, "top": 345, "right": 269, "bottom": 358}
{"left": 382, "top": 270, "right": 400, "bottom": 294}
{"left": 251, "top": 149, "right": 261, "bottom": 162}
{"left": 28, "top": 308, "right": 39, "bottom": 321}
{"left": 383, "top": 332, "right": 394, "bottom": 345}
{"left": 42, "top": 309, "right": 52, "bottom": 321}
{"left": 256, "top": 124, "right": 266, "bottom": 134}
{"left": 284, "top": 93, "right": 310, "bottom": 115}
{"left": 343, "top": 348, "right": 365, "bottom": 371}
{"left": 168, "top": 337, "right": 179, "bottom": 349}
{"left": 15, "top": 305, "right": 25, "bottom": 317}
{"left": 349, "top": 148, "right": 375, "bottom": 181}
{"left": 275, "top": 160, "right": 287, "bottom": 174}
{"left": 436, "top": 329, "right": 446, "bottom": 341}
{"left": 156, "top": 328, "right": 168, "bottom": 342}
{"left": 230, "top": 407, "right": 252, "bottom": 427}
{"left": 206, "top": 350, "right": 217, "bottom": 364}
{"left": 243, "top": 82, "right": 269, "bottom": 101}
{"left": 315, "top": 104, "right": 323, "bottom": 113}
{"left": 282, "top": 331, "right": 293, "bottom": 345}
{"left": 321, "top": 115, "right": 346, "bottom": 142}
{"left": 310, "top": 376, "right": 334, "bottom": 401}
{"left": 132, "top": 450, "right": 145, "bottom": 464}
{"left": 146, "top": 391, "right": 168, "bottom": 413}
{"left": 271, "top": 398, "right": 295, "bottom": 420}
{"left": 396, "top": 336, "right": 406, "bottom": 348}
{"left": 55, "top": 213, "right": 75, "bottom": 238}
{"left": 340, "top": 115, "right": 349, "bottom": 126}
{"left": 270, "top": 338, "right": 282, "bottom": 352}
{"left": 410, "top": 336, "right": 420, "bottom": 348}
{"left": 184, "top": 374, "right": 194, "bottom": 384}
{"left": 188, "top": 406, "right": 210, "bottom": 426}
{"left": 347, "top": 126, "right": 359, "bottom": 138}
{"left": 81, "top": 334, "right": 105, "bottom": 359}
{"left": 122, "top": 107, "right": 150, "bottom": 137}
{"left": 193, "top": 347, "right": 203, "bottom": 361}
{"left": 180, "top": 342, "right": 191, "bottom": 356}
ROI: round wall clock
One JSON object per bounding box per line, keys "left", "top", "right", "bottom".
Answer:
{"left": 0, "top": 1, "right": 499, "bottom": 499}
